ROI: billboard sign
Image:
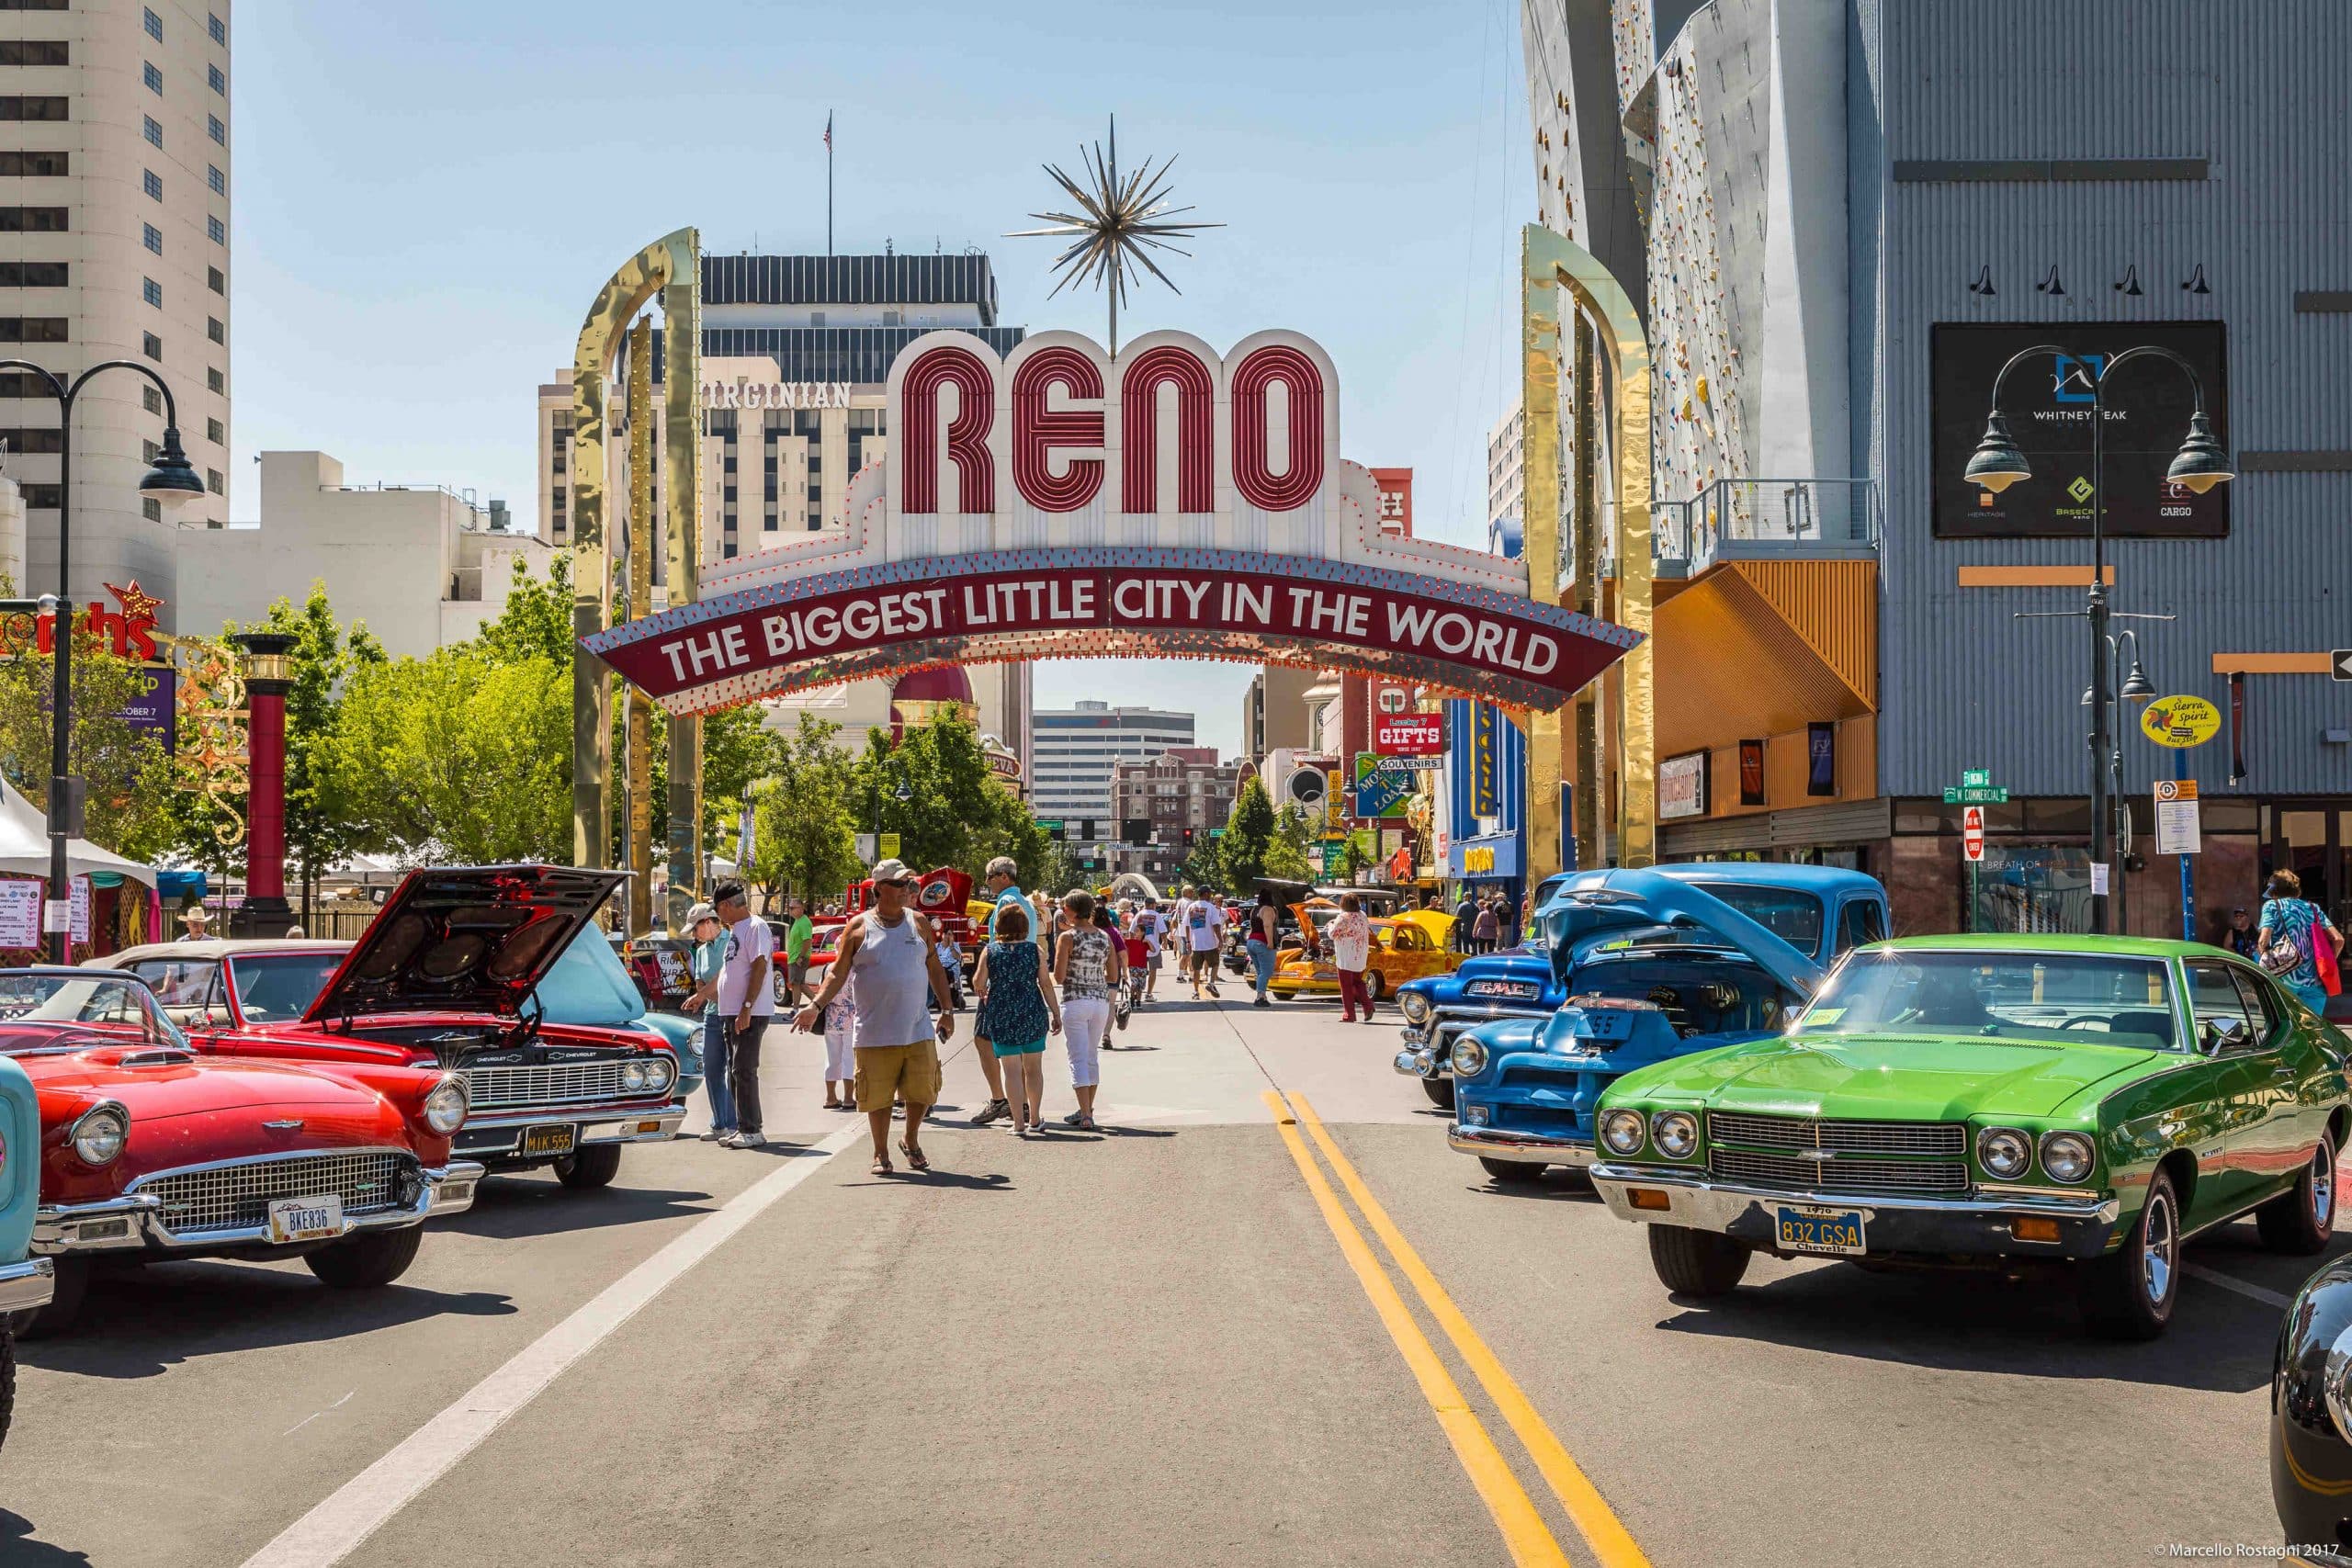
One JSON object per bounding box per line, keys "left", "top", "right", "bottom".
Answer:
{"left": 1374, "top": 712, "right": 1443, "bottom": 756}
{"left": 1352, "top": 753, "right": 1415, "bottom": 819}
{"left": 1932, "top": 322, "right": 2228, "bottom": 539}
{"left": 1658, "top": 751, "right": 1709, "bottom": 820}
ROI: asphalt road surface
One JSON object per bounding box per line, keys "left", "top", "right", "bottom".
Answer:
{"left": 1, "top": 983, "right": 2326, "bottom": 1566}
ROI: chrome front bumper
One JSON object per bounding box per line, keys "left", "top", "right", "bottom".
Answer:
{"left": 32, "top": 1160, "right": 484, "bottom": 1256}
{"left": 0, "top": 1257, "right": 53, "bottom": 1315}
{"left": 1589, "top": 1163, "right": 2122, "bottom": 1259}
{"left": 453, "top": 1102, "right": 687, "bottom": 1158}
{"left": 1395, "top": 1007, "right": 1546, "bottom": 1077}
{"left": 1448, "top": 1125, "right": 1594, "bottom": 1167}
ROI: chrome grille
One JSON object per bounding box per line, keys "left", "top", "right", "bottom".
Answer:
{"left": 466, "top": 1061, "right": 644, "bottom": 1111}
{"left": 137, "top": 1150, "right": 413, "bottom": 1235}
{"left": 1707, "top": 1111, "right": 1967, "bottom": 1156}
{"left": 1709, "top": 1147, "right": 1970, "bottom": 1196}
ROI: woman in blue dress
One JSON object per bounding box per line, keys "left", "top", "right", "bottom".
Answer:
{"left": 973, "top": 902, "right": 1060, "bottom": 1135}
{"left": 2259, "top": 870, "right": 2345, "bottom": 1015}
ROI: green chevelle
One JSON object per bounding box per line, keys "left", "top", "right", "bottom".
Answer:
{"left": 1589, "top": 935, "right": 2351, "bottom": 1338}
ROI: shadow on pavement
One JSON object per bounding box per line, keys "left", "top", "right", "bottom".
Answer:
{"left": 438, "top": 1181, "right": 720, "bottom": 1242}
{"left": 1470, "top": 1171, "right": 1603, "bottom": 1204}
{"left": 842, "top": 1170, "right": 1014, "bottom": 1190}
{"left": 1648, "top": 1233, "right": 2321, "bottom": 1393}
{"left": 0, "top": 1511, "right": 92, "bottom": 1566}
{"left": 19, "top": 1264, "right": 515, "bottom": 1381}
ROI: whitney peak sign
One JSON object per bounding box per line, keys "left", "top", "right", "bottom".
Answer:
{"left": 582, "top": 328, "right": 1639, "bottom": 714}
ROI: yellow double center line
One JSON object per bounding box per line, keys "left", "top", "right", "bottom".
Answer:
{"left": 1264, "top": 1089, "right": 1650, "bottom": 1568}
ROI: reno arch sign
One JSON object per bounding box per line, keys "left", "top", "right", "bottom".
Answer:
{"left": 584, "top": 328, "right": 1640, "bottom": 715}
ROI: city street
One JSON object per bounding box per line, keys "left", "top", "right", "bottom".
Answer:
{"left": 0, "top": 992, "right": 2319, "bottom": 1567}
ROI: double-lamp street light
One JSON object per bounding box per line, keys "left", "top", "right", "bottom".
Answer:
{"left": 1962, "top": 344, "right": 2234, "bottom": 934}
{"left": 0, "top": 359, "right": 205, "bottom": 960}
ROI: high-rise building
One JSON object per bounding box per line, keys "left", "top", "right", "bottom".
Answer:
{"left": 1243, "top": 664, "right": 1315, "bottom": 763}
{"left": 1029, "top": 701, "right": 1195, "bottom": 830}
{"left": 1487, "top": 401, "right": 1523, "bottom": 538}
{"left": 0, "top": 0, "right": 235, "bottom": 617}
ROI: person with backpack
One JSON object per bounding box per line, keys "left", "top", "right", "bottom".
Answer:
{"left": 2259, "top": 870, "right": 2346, "bottom": 1014}
{"left": 1178, "top": 884, "right": 1224, "bottom": 999}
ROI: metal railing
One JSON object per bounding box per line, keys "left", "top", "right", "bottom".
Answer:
{"left": 1654, "top": 478, "right": 1882, "bottom": 572}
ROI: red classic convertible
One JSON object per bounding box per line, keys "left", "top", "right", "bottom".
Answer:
{"left": 6, "top": 967, "right": 476, "bottom": 1337}
{"left": 117, "top": 865, "right": 686, "bottom": 1191}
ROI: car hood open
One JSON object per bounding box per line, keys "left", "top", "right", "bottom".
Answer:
{"left": 302, "top": 864, "right": 626, "bottom": 1023}
{"left": 1542, "top": 868, "right": 1825, "bottom": 999}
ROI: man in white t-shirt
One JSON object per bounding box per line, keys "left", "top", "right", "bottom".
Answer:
{"left": 1176, "top": 885, "right": 1225, "bottom": 1000}
{"left": 1134, "top": 902, "right": 1170, "bottom": 999}
{"left": 714, "top": 881, "right": 779, "bottom": 1149}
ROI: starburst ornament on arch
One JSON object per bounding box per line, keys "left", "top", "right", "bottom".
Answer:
{"left": 1006, "top": 116, "right": 1222, "bottom": 354}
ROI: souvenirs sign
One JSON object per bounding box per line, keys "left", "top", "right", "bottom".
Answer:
{"left": 585, "top": 329, "right": 1641, "bottom": 715}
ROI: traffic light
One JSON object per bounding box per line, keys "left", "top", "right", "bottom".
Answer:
{"left": 1182, "top": 827, "right": 1196, "bottom": 846}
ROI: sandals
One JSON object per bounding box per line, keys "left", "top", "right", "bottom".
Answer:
{"left": 871, "top": 1156, "right": 894, "bottom": 1176}
{"left": 899, "top": 1140, "right": 932, "bottom": 1172}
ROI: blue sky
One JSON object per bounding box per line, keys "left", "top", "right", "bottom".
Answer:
{"left": 230, "top": 0, "right": 1533, "bottom": 756}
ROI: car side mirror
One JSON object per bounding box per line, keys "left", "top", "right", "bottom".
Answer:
{"left": 2199, "top": 1016, "right": 2251, "bottom": 1055}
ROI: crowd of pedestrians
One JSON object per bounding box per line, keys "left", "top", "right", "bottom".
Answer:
{"left": 1453, "top": 888, "right": 1519, "bottom": 954}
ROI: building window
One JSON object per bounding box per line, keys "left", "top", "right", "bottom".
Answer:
{"left": 0, "top": 40, "right": 69, "bottom": 65}
{"left": 143, "top": 169, "right": 162, "bottom": 200}
{"left": 209, "top": 13, "right": 225, "bottom": 44}
{"left": 206, "top": 367, "right": 222, "bottom": 393}
{"left": 207, "top": 63, "right": 224, "bottom": 95}
{"left": 208, "top": 113, "right": 224, "bottom": 145}
{"left": 207, "top": 164, "right": 223, "bottom": 195}
{"left": 143, "top": 61, "right": 163, "bottom": 95}
{"left": 0, "top": 261, "right": 66, "bottom": 287}
{"left": 0, "top": 318, "right": 66, "bottom": 344}
{"left": 143, "top": 6, "right": 163, "bottom": 40}
{"left": 142, "top": 276, "right": 161, "bottom": 308}
{"left": 143, "top": 221, "right": 162, "bottom": 254}
{"left": 206, "top": 468, "right": 222, "bottom": 495}
{"left": 141, "top": 498, "right": 161, "bottom": 522}
{"left": 0, "top": 428, "right": 62, "bottom": 454}
{"left": 206, "top": 316, "right": 223, "bottom": 344}
{"left": 141, "top": 438, "right": 158, "bottom": 463}
{"left": 0, "top": 98, "right": 69, "bottom": 122}
{"left": 207, "top": 265, "right": 223, "bottom": 294}
{"left": 552, "top": 486, "right": 566, "bottom": 512}
{"left": 0, "top": 151, "right": 65, "bottom": 176}
{"left": 0, "top": 206, "right": 66, "bottom": 231}
{"left": 143, "top": 115, "right": 164, "bottom": 149}
{"left": 20, "top": 484, "right": 62, "bottom": 510}
{"left": 205, "top": 416, "right": 222, "bottom": 444}
{"left": 141, "top": 385, "right": 161, "bottom": 414}
{"left": 207, "top": 214, "right": 223, "bottom": 243}
{"left": 142, "top": 332, "right": 162, "bottom": 360}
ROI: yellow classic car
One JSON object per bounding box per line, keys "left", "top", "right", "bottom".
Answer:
{"left": 1270, "top": 909, "right": 1461, "bottom": 1002}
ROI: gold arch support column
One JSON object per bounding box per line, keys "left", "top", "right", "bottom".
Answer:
{"left": 1521, "top": 223, "right": 1654, "bottom": 874}
{"left": 625, "top": 317, "right": 654, "bottom": 934}
{"left": 571, "top": 227, "right": 702, "bottom": 886}
{"left": 662, "top": 244, "right": 703, "bottom": 930}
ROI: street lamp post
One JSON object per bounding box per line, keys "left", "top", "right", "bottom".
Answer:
{"left": 0, "top": 359, "right": 204, "bottom": 961}
{"left": 1964, "top": 345, "right": 2233, "bottom": 935}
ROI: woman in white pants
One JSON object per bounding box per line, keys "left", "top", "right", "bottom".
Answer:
{"left": 1053, "top": 889, "right": 1124, "bottom": 1131}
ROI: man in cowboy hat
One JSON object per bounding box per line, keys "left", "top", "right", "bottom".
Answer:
{"left": 175, "top": 905, "right": 212, "bottom": 942}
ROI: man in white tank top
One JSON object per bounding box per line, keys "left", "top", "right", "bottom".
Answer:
{"left": 794, "top": 859, "right": 958, "bottom": 1177}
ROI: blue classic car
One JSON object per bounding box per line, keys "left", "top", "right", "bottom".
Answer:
{"left": 1444, "top": 869, "right": 1840, "bottom": 1180}
{"left": 0, "top": 1050, "right": 57, "bottom": 1450}
{"left": 1395, "top": 863, "right": 1886, "bottom": 1110}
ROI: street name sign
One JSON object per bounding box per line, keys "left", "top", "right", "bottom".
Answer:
{"left": 1942, "top": 767, "right": 2007, "bottom": 805}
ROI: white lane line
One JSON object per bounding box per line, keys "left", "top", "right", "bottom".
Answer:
{"left": 242, "top": 1122, "right": 865, "bottom": 1568}
{"left": 283, "top": 1391, "right": 354, "bottom": 1438}
{"left": 2183, "top": 1262, "right": 2295, "bottom": 1310}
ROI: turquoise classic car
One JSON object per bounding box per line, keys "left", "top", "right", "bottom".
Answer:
{"left": 1591, "top": 935, "right": 2352, "bottom": 1338}
{"left": 0, "top": 1050, "right": 58, "bottom": 1449}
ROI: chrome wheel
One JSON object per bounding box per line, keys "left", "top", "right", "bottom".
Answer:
{"left": 2318, "top": 1142, "right": 2337, "bottom": 1230}
{"left": 2142, "top": 1189, "right": 2176, "bottom": 1306}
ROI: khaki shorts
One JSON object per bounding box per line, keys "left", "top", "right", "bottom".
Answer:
{"left": 854, "top": 1039, "right": 943, "bottom": 1111}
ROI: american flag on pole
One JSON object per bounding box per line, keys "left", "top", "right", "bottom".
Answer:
{"left": 824, "top": 112, "right": 832, "bottom": 150}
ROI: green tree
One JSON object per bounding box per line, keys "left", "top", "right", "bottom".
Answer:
{"left": 851, "top": 709, "right": 1033, "bottom": 877}
{"left": 1216, "top": 776, "right": 1277, "bottom": 887}
{"left": 741, "top": 714, "right": 861, "bottom": 907}
{"left": 478, "top": 553, "right": 574, "bottom": 668}
{"left": 0, "top": 614, "right": 176, "bottom": 860}
{"left": 1332, "top": 827, "right": 1376, "bottom": 885}
{"left": 1261, "top": 804, "right": 1317, "bottom": 883}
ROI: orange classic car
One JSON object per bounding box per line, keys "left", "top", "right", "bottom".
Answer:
{"left": 1268, "top": 909, "right": 1460, "bottom": 1003}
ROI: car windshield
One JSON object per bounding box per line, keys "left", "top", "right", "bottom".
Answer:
{"left": 0, "top": 972, "right": 184, "bottom": 1048}
{"left": 1570, "top": 950, "right": 1792, "bottom": 1038}
{"left": 1795, "top": 950, "right": 2178, "bottom": 1049}
{"left": 1698, "top": 884, "right": 1826, "bottom": 960}
{"left": 227, "top": 953, "right": 346, "bottom": 1022}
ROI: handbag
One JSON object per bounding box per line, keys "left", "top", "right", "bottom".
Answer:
{"left": 2317, "top": 914, "right": 2346, "bottom": 998}
{"left": 2261, "top": 915, "right": 2306, "bottom": 978}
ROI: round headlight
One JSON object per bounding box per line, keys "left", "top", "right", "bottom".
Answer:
{"left": 1450, "top": 1037, "right": 1489, "bottom": 1078}
{"left": 1977, "top": 1126, "right": 2032, "bottom": 1180}
{"left": 645, "top": 1058, "right": 674, "bottom": 1092}
{"left": 1601, "top": 1108, "right": 1647, "bottom": 1156}
{"left": 2040, "top": 1130, "right": 2096, "bottom": 1185}
{"left": 71, "top": 1104, "right": 127, "bottom": 1167}
{"left": 620, "top": 1062, "right": 648, "bottom": 1092}
{"left": 1401, "top": 991, "right": 1430, "bottom": 1024}
{"left": 1652, "top": 1111, "right": 1699, "bottom": 1159}
{"left": 424, "top": 1077, "right": 468, "bottom": 1135}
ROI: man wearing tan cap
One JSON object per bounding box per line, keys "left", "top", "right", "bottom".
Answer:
{"left": 795, "top": 860, "right": 958, "bottom": 1177}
